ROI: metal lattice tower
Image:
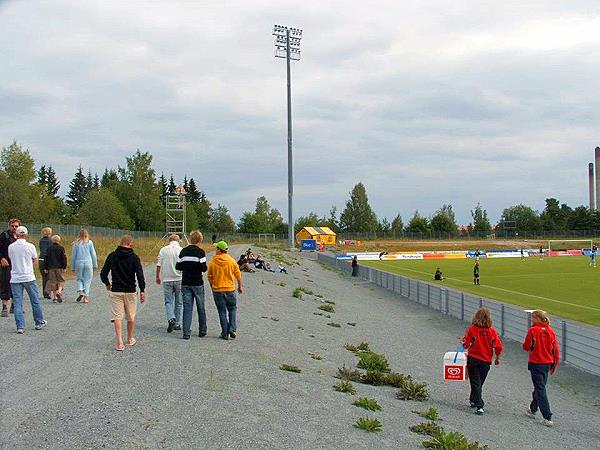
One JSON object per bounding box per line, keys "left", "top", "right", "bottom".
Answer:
{"left": 165, "top": 186, "right": 189, "bottom": 244}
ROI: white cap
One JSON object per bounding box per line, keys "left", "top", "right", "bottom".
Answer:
{"left": 15, "top": 226, "right": 28, "bottom": 236}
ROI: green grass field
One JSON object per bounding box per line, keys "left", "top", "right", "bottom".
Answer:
{"left": 363, "top": 256, "right": 600, "bottom": 326}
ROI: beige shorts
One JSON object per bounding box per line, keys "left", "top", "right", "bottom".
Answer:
{"left": 109, "top": 292, "right": 138, "bottom": 322}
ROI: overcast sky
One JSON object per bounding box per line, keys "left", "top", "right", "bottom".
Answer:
{"left": 2, "top": 0, "right": 600, "bottom": 225}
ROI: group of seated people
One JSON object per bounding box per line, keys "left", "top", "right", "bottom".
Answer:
{"left": 237, "top": 248, "right": 287, "bottom": 274}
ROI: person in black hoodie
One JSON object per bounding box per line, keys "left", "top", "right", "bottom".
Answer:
{"left": 100, "top": 235, "right": 146, "bottom": 351}
{"left": 0, "top": 218, "right": 20, "bottom": 317}
{"left": 38, "top": 227, "right": 53, "bottom": 299}
{"left": 43, "top": 235, "right": 67, "bottom": 302}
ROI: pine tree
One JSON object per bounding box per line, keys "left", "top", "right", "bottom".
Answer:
{"left": 391, "top": 214, "right": 403, "bottom": 233}
{"left": 158, "top": 173, "right": 168, "bottom": 205}
{"left": 93, "top": 173, "right": 100, "bottom": 190}
{"left": 187, "top": 178, "right": 201, "bottom": 204}
{"left": 339, "top": 182, "right": 378, "bottom": 232}
{"left": 37, "top": 165, "right": 47, "bottom": 185}
{"left": 168, "top": 175, "right": 176, "bottom": 195}
{"left": 66, "top": 166, "right": 88, "bottom": 213}
{"left": 183, "top": 176, "right": 189, "bottom": 193}
{"left": 86, "top": 170, "right": 94, "bottom": 194}
{"left": 46, "top": 166, "right": 60, "bottom": 197}
{"left": 100, "top": 169, "right": 119, "bottom": 190}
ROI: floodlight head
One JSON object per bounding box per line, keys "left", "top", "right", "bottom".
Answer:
{"left": 273, "top": 24, "right": 303, "bottom": 60}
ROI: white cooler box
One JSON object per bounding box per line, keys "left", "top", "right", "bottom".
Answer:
{"left": 443, "top": 350, "right": 468, "bottom": 381}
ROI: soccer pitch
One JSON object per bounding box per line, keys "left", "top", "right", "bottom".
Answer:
{"left": 363, "top": 256, "right": 600, "bottom": 326}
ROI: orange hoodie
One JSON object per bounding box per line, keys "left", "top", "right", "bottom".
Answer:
{"left": 207, "top": 252, "right": 241, "bottom": 292}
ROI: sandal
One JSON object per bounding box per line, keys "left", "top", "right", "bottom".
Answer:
{"left": 127, "top": 338, "right": 137, "bottom": 347}
{"left": 116, "top": 345, "right": 125, "bottom": 351}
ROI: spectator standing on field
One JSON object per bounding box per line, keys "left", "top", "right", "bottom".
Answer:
{"left": 71, "top": 228, "right": 98, "bottom": 303}
{"left": 473, "top": 261, "right": 480, "bottom": 285}
{"left": 9, "top": 226, "right": 46, "bottom": 333}
{"left": 100, "top": 235, "right": 146, "bottom": 351}
{"left": 0, "top": 218, "right": 20, "bottom": 317}
{"left": 351, "top": 255, "right": 359, "bottom": 277}
{"left": 175, "top": 230, "right": 208, "bottom": 340}
{"left": 207, "top": 240, "right": 242, "bottom": 340}
{"left": 156, "top": 234, "right": 183, "bottom": 333}
{"left": 523, "top": 309, "right": 560, "bottom": 427}
{"left": 39, "top": 227, "right": 53, "bottom": 299}
{"left": 43, "top": 235, "right": 67, "bottom": 302}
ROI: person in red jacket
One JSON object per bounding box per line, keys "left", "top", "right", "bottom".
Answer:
{"left": 522, "top": 309, "right": 560, "bottom": 427}
{"left": 461, "top": 307, "right": 503, "bottom": 415}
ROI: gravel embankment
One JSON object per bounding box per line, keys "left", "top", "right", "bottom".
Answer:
{"left": 0, "top": 245, "right": 598, "bottom": 449}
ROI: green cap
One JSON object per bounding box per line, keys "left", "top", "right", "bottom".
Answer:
{"left": 214, "top": 240, "right": 228, "bottom": 251}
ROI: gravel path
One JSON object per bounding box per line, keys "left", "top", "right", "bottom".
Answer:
{"left": 1, "top": 245, "right": 599, "bottom": 449}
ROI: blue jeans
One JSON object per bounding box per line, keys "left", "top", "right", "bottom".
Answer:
{"left": 182, "top": 285, "right": 206, "bottom": 336}
{"left": 213, "top": 291, "right": 237, "bottom": 337}
{"left": 163, "top": 281, "right": 182, "bottom": 325}
{"left": 528, "top": 363, "right": 552, "bottom": 420}
{"left": 74, "top": 262, "right": 93, "bottom": 295}
{"left": 12, "top": 281, "right": 44, "bottom": 330}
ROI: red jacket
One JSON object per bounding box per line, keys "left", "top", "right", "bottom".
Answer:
{"left": 462, "top": 325, "right": 503, "bottom": 364}
{"left": 522, "top": 323, "right": 560, "bottom": 367}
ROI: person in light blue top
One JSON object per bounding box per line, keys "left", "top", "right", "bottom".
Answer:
{"left": 71, "top": 228, "right": 97, "bottom": 303}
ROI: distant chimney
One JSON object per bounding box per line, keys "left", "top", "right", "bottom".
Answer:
{"left": 595, "top": 147, "right": 600, "bottom": 210}
{"left": 590, "top": 163, "right": 595, "bottom": 210}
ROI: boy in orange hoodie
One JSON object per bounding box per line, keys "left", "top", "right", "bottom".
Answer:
{"left": 461, "top": 307, "right": 503, "bottom": 415}
{"left": 522, "top": 309, "right": 560, "bottom": 427}
{"left": 207, "top": 241, "right": 242, "bottom": 340}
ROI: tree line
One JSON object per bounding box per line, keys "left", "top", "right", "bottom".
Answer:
{"left": 1, "top": 141, "right": 596, "bottom": 235}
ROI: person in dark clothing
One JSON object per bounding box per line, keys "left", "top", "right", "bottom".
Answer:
{"left": 434, "top": 267, "right": 443, "bottom": 281}
{"left": 0, "top": 218, "right": 20, "bottom": 317}
{"left": 39, "top": 227, "right": 53, "bottom": 299}
{"left": 237, "top": 254, "right": 255, "bottom": 273}
{"left": 43, "top": 235, "right": 67, "bottom": 302}
{"left": 351, "top": 256, "right": 358, "bottom": 277}
{"left": 100, "top": 235, "right": 146, "bottom": 351}
{"left": 211, "top": 234, "right": 217, "bottom": 244}
{"left": 473, "top": 261, "right": 480, "bottom": 285}
{"left": 175, "top": 230, "right": 208, "bottom": 340}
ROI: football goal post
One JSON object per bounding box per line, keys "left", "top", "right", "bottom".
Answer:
{"left": 547, "top": 239, "right": 592, "bottom": 255}
{"left": 258, "top": 233, "right": 276, "bottom": 242}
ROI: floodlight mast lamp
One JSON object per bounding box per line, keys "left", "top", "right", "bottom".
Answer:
{"left": 273, "top": 24, "right": 302, "bottom": 249}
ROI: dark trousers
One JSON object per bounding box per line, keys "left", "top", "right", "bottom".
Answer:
{"left": 528, "top": 363, "right": 552, "bottom": 420}
{"left": 39, "top": 261, "right": 49, "bottom": 297}
{"left": 351, "top": 266, "right": 358, "bottom": 277}
{"left": 213, "top": 291, "right": 237, "bottom": 337}
{"left": 467, "top": 356, "right": 491, "bottom": 408}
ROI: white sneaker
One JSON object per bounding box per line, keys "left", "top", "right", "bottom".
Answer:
{"left": 526, "top": 407, "right": 537, "bottom": 418}
{"left": 541, "top": 419, "right": 554, "bottom": 427}
{"left": 17, "top": 328, "right": 24, "bottom": 334}
{"left": 35, "top": 320, "right": 47, "bottom": 330}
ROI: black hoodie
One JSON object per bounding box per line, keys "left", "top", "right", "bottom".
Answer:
{"left": 100, "top": 246, "right": 146, "bottom": 293}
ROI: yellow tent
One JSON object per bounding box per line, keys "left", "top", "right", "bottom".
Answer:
{"left": 296, "top": 226, "right": 336, "bottom": 246}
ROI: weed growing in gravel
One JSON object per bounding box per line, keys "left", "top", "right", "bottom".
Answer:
{"left": 356, "top": 352, "right": 390, "bottom": 373}
{"left": 270, "top": 317, "right": 280, "bottom": 321}
{"left": 279, "top": 282, "right": 286, "bottom": 287}
{"left": 325, "top": 314, "right": 332, "bottom": 318}
{"left": 409, "top": 422, "right": 444, "bottom": 436}
{"left": 318, "top": 304, "right": 335, "bottom": 313}
{"left": 297, "top": 326, "right": 304, "bottom": 330}
{"left": 384, "top": 372, "right": 411, "bottom": 388}
{"left": 292, "top": 288, "right": 303, "bottom": 299}
{"left": 327, "top": 322, "right": 341, "bottom": 328}
{"left": 422, "top": 430, "right": 488, "bottom": 449}
{"left": 313, "top": 312, "right": 325, "bottom": 316}
{"left": 296, "top": 286, "right": 314, "bottom": 295}
{"left": 279, "top": 364, "right": 301, "bottom": 373}
{"left": 333, "top": 380, "right": 356, "bottom": 395}
{"left": 357, "top": 341, "right": 370, "bottom": 352}
{"left": 353, "top": 417, "right": 382, "bottom": 432}
{"left": 347, "top": 322, "right": 357, "bottom": 327}
{"left": 344, "top": 343, "right": 359, "bottom": 352}
{"left": 208, "top": 369, "right": 217, "bottom": 391}
{"left": 352, "top": 397, "right": 382, "bottom": 411}
{"left": 396, "top": 379, "right": 429, "bottom": 401}
{"left": 324, "top": 300, "right": 335, "bottom": 304}
{"left": 315, "top": 294, "right": 323, "bottom": 298}
{"left": 260, "top": 316, "right": 269, "bottom": 319}
{"left": 309, "top": 334, "right": 316, "bottom": 338}
{"left": 336, "top": 365, "right": 362, "bottom": 382}
{"left": 360, "top": 371, "right": 387, "bottom": 386}
{"left": 309, "top": 352, "right": 322, "bottom": 360}
{"left": 413, "top": 406, "right": 441, "bottom": 421}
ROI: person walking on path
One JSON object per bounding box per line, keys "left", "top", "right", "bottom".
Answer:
{"left": 39, "top": 227, "right": 53, "bottom": 299}
{"left": 351, "top": 255, "right": 359, "bottom": 277}
{"left": 100, "top": 235, "right": 146, "bottom": 351}
{"left": 43, "top": 235, "right": 67, "bottom": 302}
{"left": 71, "top": 228, "right": 98, "bottom": 303}
{"left": 207, "top": 240, "right": 242, "bottom": 340}
{"left": 156, "top": 234, "right": 183, "bottom": 333}
{"left": 175, "top": 230, "right": 208, "bottom": 340}
{"left": 9, "top": 226, "right": 46, "bottom": 333}
{"left": 473, "top": 261, "right": 480, "bottom": 285}
{"left": 523, "top": 309, "right": 560, "bottom": 427}
{"left": 461, "top": 307, "right": 503, "bottom": 415}
{"left": 0, "top": 218, "right": 20, "bottom": 317}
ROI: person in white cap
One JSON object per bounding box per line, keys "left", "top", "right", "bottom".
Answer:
{"left": 8, "top": 226, "right": 46, "bottom": 333}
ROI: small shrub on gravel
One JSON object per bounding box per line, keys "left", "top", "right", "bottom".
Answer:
{"left": 396, "top": 379, "right": 429, "bottom": 401}
{"left": 324, "top": 300, "right": 335, "bottom": 304}
{"left": 327, "top": 322, "right": 341, "bottom": 328}
{"left": 336, "top": 365, "right": 362, "bottom": 382}
{"left": 344, "top": 341, "right": 370, "bottom": 353}
{"left": 353, "top": 417, "right": 382, "bottom": 432}
{"left": 409, "top": 422, "right": 444, "bottom": 436}
{"left": 279, "top": 364, "right": 301, "bottom": 373}
{"left": 347, "top": 322, "right": 357, "bottom": 327}
{"left": 344, "top": 343, "right": 359, "bottom": 352}
{"left": 299, "top": 287, "right": 314, "bottom": 295}
{"left": 308, "top": 352, "right": 322, "bottom": 360}
{"left": 333, "top": 380, "right": 356, "bottom": 395}
{"left": 318, "top": 304, "right": 335, "bottom": 313}
{"left": 325, "top": 314, "right": 332, "bottom": 318}
{"left": 279, "top": 282, "right": 286, "bottom": 287}
{"left": 270, "top": 317, "right": 280, "bottom": 321}
{"left": 413, "top": 406, "right": 441, "bottom": 421}
{"left": 356, "top": 352, "right": 390, "bottom": 373}
{"left": 356, "top": 341, "right": 370, "bottom": 352}
{"left": 360, "top": 370, "right": 386, "bottom": 386}
{"left": 383, "top": 372, "right": 411, "bottom": 388}
{"left": 313, "top": 312, "right": 325, "bottom": 316}
{"left": 292, "top": 288, "right": 303, "bottom": 299}
{"left": 297, "top": 326, "right": 304, "bottom": 330}
{"left": 422, "top": 430, "right": 488, "bottom": 449}
{"left": 352, "top": 397, "right": 382, "bottom": 411}
{"left": 315, "top": 293, "right": 323, "bottom": 298}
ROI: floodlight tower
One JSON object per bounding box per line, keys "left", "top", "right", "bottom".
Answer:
{"left": 273, "top": 24, "right": 302, "bottom": 249}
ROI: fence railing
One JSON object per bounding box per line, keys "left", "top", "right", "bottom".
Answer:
{"left": 335, "top": 230, "right": 600, "bottom": 240}
{"left": 318, "top": 253, "right": 600, "bottom": 377}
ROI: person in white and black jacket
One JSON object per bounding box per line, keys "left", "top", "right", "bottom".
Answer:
{"left": 175, "top": 230, "right": 208, "bottom": 340}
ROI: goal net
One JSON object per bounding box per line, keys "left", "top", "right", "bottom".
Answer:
{"left": 258, "top": 233, "right": 276, "bottom": 242}
{"left": 548, "top": 239, "right": 592, "bottom": 256}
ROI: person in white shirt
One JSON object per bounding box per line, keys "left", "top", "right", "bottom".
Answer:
{"left": 9, "top": 226, "right": 46, "bottom": 333}
{"left": 156, "top": 234, "right": 183, "bottom": 333}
